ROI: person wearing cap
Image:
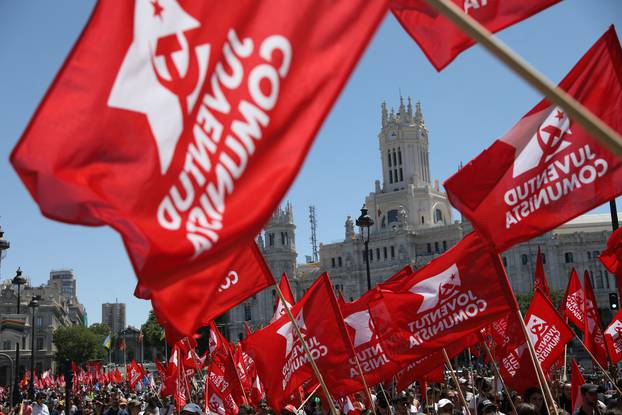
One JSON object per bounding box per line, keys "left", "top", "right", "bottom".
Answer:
{"left": 127, "top": 400, "right": 141, "bottom": 415}
{"left": 180, "top": 403, "right": 203, "bottom": 415}
{"left": 574, "top": 384, "right": 601, "bottom": 415}
{"left": 477, "top": 399, "right": 499, "bottom": 415}
{"left": 32, "top": 393, "right": 50, "bottom": 415}
{"left": 436, "top": 399, "right": 454, "bottom": 415}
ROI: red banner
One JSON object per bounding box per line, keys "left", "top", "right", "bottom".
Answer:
{"left": 584, "top": 272, "right": 609, "bottom": 367}
{"left": 605, "top": 308, "right": 622, "bottom": 364}
{"left": 369, "top": 232, "right": 516, "bottom": 362}
{"left": 534, "top": 247, "right": 550, "bottom": 297}
{"left": 562, "top": 268, "right": 584, "bottom": 329}
{"left": 271, "top": 273, "right": 296, "bottom": 323}
{"left": 600, "top": 227, "right": 622, "bottom": 288}
{"left": 444, "top": 27, "right": 622, "bottom": 252}
{"left": 391, "top": 0, "right": 559, "bottom": 71}
{"left": 11, "top": 0, "right": 388, "bottom": 310}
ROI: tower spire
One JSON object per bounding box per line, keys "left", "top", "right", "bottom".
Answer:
{"left": 415, "top": 101, "right": 424, "bottom": 124}
{"left": 381, "top": 101, "right": 388, "bottom": 127}
{"left": 407, "top": 96, "right": 413, "bottom": 121}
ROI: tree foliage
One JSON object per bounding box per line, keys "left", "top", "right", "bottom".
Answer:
{"left": 515, "top": 289, "right": 564, "bottom": 314}
{"left": 141, "top": 310, "right": 165, "bottom": 361}
{"left": 53, "top": 325, "right": 108, "bottom": 372}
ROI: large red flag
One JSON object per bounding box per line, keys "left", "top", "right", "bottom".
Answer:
{"left": 524, "top": 290, "right": 573, "bottom": 372}
{"left": 338, "top": 291, "right": 401, "bottom": 394}
{"left": 140, "top": 241, "right": 273, "bottom": 338}
{"left": 571, "top": 359, "right": 585, "bottom": 412}
{"left": 584, "top": 272, "right": 609, "bottom": 367}
{"left": 599, "top": 227, "right": 622, "bottom": 288}
{"left": 369, "top": 232, "right": 517, "bottom": 362}
{"left": 271, "top": 273, "right": 296, "bottom": 323}
{"left": 10, "top": 0, "right": 388, "bottom": 325}
{"left": 243, "top": 273, "right": 360, "bottom": 409}
{"left": 605, "top": 308, "right": 622, "bottom": 364}
{"left": 390, "top": 0, "right": 559, "bottom": 71}
{"left": 534, "top": 247, "right": 550, "bottom": 297}
{"left": 444, "top": 27, "right": 622, "bottom": 253}
{"left": 562, "top": 268, "right": 584, "bottom": 329}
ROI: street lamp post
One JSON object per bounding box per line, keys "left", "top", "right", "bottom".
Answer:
{"left": 28, "top": 296, "right": 39, "bottom": 400}
{"left": 12, "top": 268, "right": 26, "bottom": 404}
{"left": 356, "top": 205, "right": 374, "bottom": 291}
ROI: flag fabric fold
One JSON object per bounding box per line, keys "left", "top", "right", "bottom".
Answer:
{"left": 605, "top": 307, "right": 622, "bottom": 364}
{"left": 584, "top": 272, "right": 609, "bottom": 367}
{"left": 562, "top": 268, "right": 584, "bottom": 329}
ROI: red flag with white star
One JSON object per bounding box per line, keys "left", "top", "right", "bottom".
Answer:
{"left": 10, "top": 0, "right": 389, "bottom": 336}
{"left": 444, "top": 27, "right": 622, "bottom": 253}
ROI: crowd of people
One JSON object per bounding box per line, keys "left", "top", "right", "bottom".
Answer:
{"left": 0, "top": 364, "right": 619, "bottom": 415}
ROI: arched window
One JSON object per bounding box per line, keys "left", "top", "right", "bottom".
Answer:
{"left": 392, "top": 149, "right": 397, "bottom": 166}
{"left": 387, "top": 150, "right": 392, "bottom": 167}
{"left": 521, "top": 254, "right": 528, "bottom": 265}
{"left": 564, "top": 252, "right": 574, "bottom": 263}
{"left": 398, "top": 148, "right": 402, "bottom": 165}
{"left": 421, "top": 216, "right": 425, "bottom": 224}
{"left": 435, "top": 209, "right": 443, "bottom": 223}
{"left": 387, "top": 209, "right": 398, "bottom": 223}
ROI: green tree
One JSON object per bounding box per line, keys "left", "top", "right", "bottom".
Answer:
{"left": 141, "top": 310, "right": 165, "bottom": 361}
{"left": 515, "top": 289, "right": 564, "bottom": 314}
{"left": 53, "top": 325, "right": 107, "bottom": 372}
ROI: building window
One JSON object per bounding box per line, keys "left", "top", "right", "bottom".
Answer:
{"left": 587, "top": 251, "right": 592, "bottom": 260}
{"left": 502, "top": 256, "right": 507, "bottom": 267}
{"left": 596, "top": 271, "right": 604, "bottom": 289}
{"left": 338, "top": 257, "right": 342, "bottom": 267}
{"left": 399, "top": 168, "right": 403, "bottom": 181}
{"left": 35, "top": 316, "right": 43, "bottom": 328}
{"left": 392, "top": 150, "right": 397, "bottom": 166}
{"left": 331, "top": 258, "right": 336, "bottom": 268}
{"left": 435, "top": 209, "right": 443, "bottom": 223}
{"left": 564, "top": 252, "right": 574, "bottom": 263}
{"left": 383, "top": 247, "right": 388, "bottom": 259}
{"left": 389, "top": 170, "right": 393, "bottom": 183}
{"left": 36, "top": 363, "right": 42, "bottom": 375}
{"left": 421, "top": 216, "right": 425, "bottom": 224}
{"left": 244, "top": 303, "right": 252, "bottom": 321}
{"left": 391, "top": 246, "right": 395, "bottom": 259}
{"left": 268, "top": 233, "right": 275, "bottom": 246}
{"left": 541, "top": 254, "right": 546, "bottom": 264}
{"left": 521, "top": 254, "right": 528, "bottom": 265}
{"left": 394, "top": 169, "right": 399, "bottom": 182}
{"left": 442, "top": 241, "right": 447, "bottom": 251}
{"left": 280, "top": 232, "right": 288, "bottom": 245}
{"left": 369, "top": 249, "right": 373, "bottom": 262}
{"left": 376, "top": 248, "right": 380, "bottom": 260}
{"left": 362, "top": 250, "right": 366, "bottom": 262}
{"left": 606, "top": 271, "right": 610, "bottom": 289}
{"left": 36, "top": 337, "right": 44, "bottom": 351}
{"left": 435, "top": 242, "right": 439, "bottom": 253}
{"left": 593, "top": 251, "right": 600, "bottom": 259}
{"left": 387, "top": 210, "right": 398, "bottom": 224}
{"left": 398, "top": 148, "right": 402, "bottom": 165}
{"left": 2, "top": 341, "right": 10, "bottom": 350}
{"left": 427, "top": 243, "right": 432, "bottom": 254}
{"left": 387, "top": 150, "right": 392, "bottom": 167}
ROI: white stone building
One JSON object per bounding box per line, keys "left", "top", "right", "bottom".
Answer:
{"left": 221, "top": 97, "right": 620, "bottom": 340}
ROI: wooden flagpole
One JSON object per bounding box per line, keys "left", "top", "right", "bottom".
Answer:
{"left": 572, "top": 334, "right": 622, "bottom": 395}
{"left": 379, "top": 383, "right": 394, "bottom": 415}
{"left": 297, "top": 384, "right": 321, "bottom": 413}
{"left": 514, "top": 309, "right": 557, "bottom": 415}
{"left": 482, "top": 342, "right": 517, "bottom": 415}
{"left": 351, "top": 354, "right": 379, "bottom": 415}
{"left": 442, "top": 348, "right": 471, "bottom": 415}
{"left": 423, "top": 0, "right": 622, "bottom": 157}
{"left": 562, "top": 345, "right": 568, "bottom": 382}
{"left": 273, "top": 279, "right": 339, "bottom": 415}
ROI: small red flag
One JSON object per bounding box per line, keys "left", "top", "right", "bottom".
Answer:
{"left": 244, "top": 273, "right": 359, "bottom": 409}
{"left": 599, "top": 227, "right": 622, "bottom": 287}
{"left": 524, "top": 290, "right": 573, "bottom": 372}
{"left": 390, "top": 0, "right": 560, "bottom": 71}
{"left": 444, "top": 27, "right": 622, "bottom": 253}
{"left": 584, "top": 272, "right": 609, "bottom": 367}
{"left": 369, "top": 232, "right": 517, "bottom": 361}
{"left": 533, "top": 247, "right": 550, "bottom": 297}
{"left": 605, "top": 307, "right": 622, "bottom": 364}
{"left": 571, "top": 359, "right": 585, "bottom": 412}
{"left": 562, "top": 268, "right": 584, "bottom": 329}
{"left": 271, "top": 273, "right": 296, "bottom": 323}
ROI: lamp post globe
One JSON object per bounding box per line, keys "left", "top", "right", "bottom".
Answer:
{"left": 11, "top": 268, "right": 27, "bottom": 404}
{"left": 27, "top": 296, "right": 39, "bottom": 400}
{"left": 355, "top": 205, "right": 374, "bottom": 291}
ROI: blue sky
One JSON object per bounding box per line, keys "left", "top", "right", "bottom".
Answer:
{"left": 1, "top": 1, "right": 621, "bottom": 327}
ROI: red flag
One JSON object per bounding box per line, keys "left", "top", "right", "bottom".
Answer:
{"left": 339, "top": 291, "right": 402, "bottom": 394}
{"left": 11, "top": 0, "right": 389, "bottom": 336}
{"left": 534, "top": 247, "right": 550, "bottom": 297}
{"left": 130, "top": 359, "right": 146, "bottom": 389}
{"left": 244, "top": 321, "right": 252, "bottom": 338}
{"left": 244, "top": 273, "right": 359, "bottom": 409}
{"left": 369, "top": 232, "right": 517, "bottom": 362}
{"left": 444, "top": 27, "right": 622, "bottom": 253}
{"left": 571, "top": 359, "right": 585, "bottom": 412}
{"left": 562, "top": 268, "right": 584, "bottom": 328}
{"left": 143, "top": 241, "right": 274, "bottom": 338}
{"left": 209, "top": 323, "right": 246, "bottom": 405}
{"left": 207, "top": 358, "right": 240, "bottom": 415}
{"left": 379, "top": 264, "right": 414, "bottom": 287}
{"left": 599, "top": 227, "right": 622, "bottom": 287}
{"left": 390, "top": 0, "right": 559, "bottom": 71}
{"left": 524, "top": 290, "right": 573, "bottom": 372}
{"left": 584, "top": 272, "right": 609, "bottom": 367}
{"left": 271, "top": 273, "right": 296, "bottom": 323}
{"left": 605, "top": 307, "right": 622, "bottom": 364}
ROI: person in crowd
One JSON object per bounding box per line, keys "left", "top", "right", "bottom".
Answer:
{"left": 575, "top": 384, "right": 602, "bottom": 415}
{"left": 525, "top": 388, "right": 547, "bottom": 415}
{"left": 32, "top": 393, "right": 49, "bottom": 415}
{"left": 437, "top": 398, "right": 455, "bottom": 415}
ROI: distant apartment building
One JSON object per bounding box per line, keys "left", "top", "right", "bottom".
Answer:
{"left": 102, "top": 302, "right": 126, "bottom": 334}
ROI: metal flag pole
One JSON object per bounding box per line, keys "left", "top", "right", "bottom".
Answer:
{"left": 273, "top": 279, "right": 339, "bottom": 415}
{"left": 481, "top": 342, "right": 518, "bottom": 415}
{"left": 422, "top": 0, "right": 622, "bottom": 157}
{"left": 442, "top": 348, "right": 471, "bottom": 415}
